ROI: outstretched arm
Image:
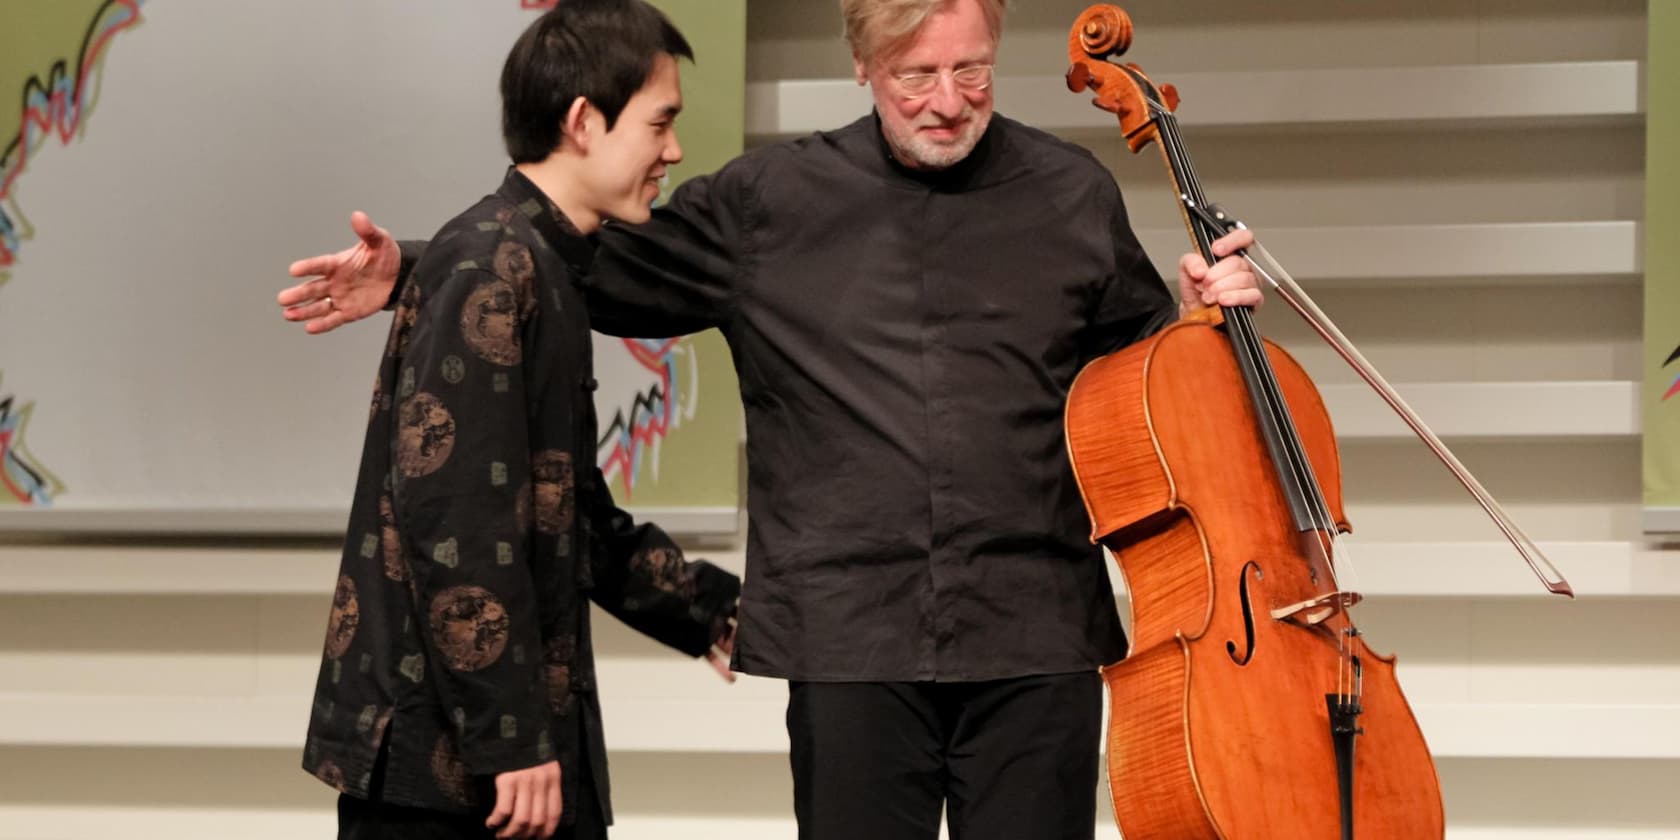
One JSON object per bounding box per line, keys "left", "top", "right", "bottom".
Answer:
{"left": 584, "top": 160, "right": 751, "bottom": 339}
{"left": 584, "top": 477, "right": 742, "bottom": 683}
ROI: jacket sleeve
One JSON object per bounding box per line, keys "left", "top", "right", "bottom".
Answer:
{"left": 1081, "top": 178, "right": 1176, "bottom": 363}
{"left": 387, "top": 240, "right": 430, "bottom": 310}
{"left": 583, "top": 471, "right": 741, "bottom": 658}
{"left": 392, "top": 262, "right": 555, "bottom": 776}
{"left": 584, "top": 157, "right": 756, "bottom": 339}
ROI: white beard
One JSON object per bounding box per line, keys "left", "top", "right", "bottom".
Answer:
{"left": 885, "top": 109, "right": 990, "bottom": 171}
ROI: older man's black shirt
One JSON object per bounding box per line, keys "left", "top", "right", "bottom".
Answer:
{"left": 584, "top": 114, "right": 1175, "bottom": 681}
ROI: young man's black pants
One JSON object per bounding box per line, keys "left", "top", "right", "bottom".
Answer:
{"left": 786, "top": 672, "right": 1104, "bottom": 840}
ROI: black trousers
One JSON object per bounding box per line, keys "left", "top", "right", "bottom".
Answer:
{"left": 337, "top": 738, "right": 607, "bottom": 840}
{"left": 786, "top": 672, "right": 1104, "bottom": 840}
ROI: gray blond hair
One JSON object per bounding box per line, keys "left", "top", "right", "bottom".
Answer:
{"left": 841, "top": 0, "right": 1008, "bottom": 64}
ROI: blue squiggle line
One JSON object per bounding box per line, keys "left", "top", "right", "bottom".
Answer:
{"left": 0, "top": 397, "right": 53, "bottom": 505}
{"left": 596, "top": 340, "right": 686, "bottom": 491}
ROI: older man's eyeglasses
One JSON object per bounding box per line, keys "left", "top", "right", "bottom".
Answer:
{"left": 891, "top": 65, "right": 995, "bottom": 99}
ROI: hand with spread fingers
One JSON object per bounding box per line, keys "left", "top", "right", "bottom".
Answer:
{"left": 278, "top": 211, "right": 401, "bottom": 334}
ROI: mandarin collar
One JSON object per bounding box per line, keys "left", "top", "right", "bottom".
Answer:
{"left": 497, "top": 167, "right": 597, "bottom": 274}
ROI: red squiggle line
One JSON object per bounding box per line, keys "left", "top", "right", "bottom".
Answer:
{"left": 0, "top": 0, "right": 145, "bottom": 267}
{"left": 625, "top": 338, "right": 679, "bottom": 368}
{"left": 599, "top": 356, "right": 677, "bottom": 499}
{"left": 2, "top": 0, "right": 143, "bottom": 196}
{"left": 0, "top": 427, "right": 24, "bottom": 501}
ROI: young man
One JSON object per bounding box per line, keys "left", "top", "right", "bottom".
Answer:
{"left": 282, "top": 1, "right": 1263, "bottom": 837}
{"left": 298, "top": 3, "right": 740, "bottom": 839}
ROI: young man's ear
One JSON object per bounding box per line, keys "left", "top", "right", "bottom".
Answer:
{"left": 560, "top": 96, "right": 593, "bottom": 152}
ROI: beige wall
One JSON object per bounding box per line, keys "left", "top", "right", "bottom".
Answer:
{"left": 3, "top": 1, "right": 1673, "bottom": 838}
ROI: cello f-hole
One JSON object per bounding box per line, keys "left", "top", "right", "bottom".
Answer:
{"left": 1227, "top": 561, "right": 1262, "bottom": 665}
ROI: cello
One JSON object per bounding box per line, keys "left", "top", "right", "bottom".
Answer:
{"left": 1059, "top": 5, "right": 1575, "bottom": 838}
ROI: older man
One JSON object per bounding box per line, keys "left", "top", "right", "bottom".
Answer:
{"left": 281, "top": 1, "right": 1260, "bottom": 837}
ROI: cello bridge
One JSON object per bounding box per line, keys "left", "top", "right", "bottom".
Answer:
{"left": 1270, "top": 591, "right": 1363, "bottom": 627}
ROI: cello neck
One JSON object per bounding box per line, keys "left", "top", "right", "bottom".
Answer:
{"left": 1146, "top": 99, "right": 1337, "bottom": 534}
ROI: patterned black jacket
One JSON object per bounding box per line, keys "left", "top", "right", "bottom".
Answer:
{"left": 302, "top": 169, "right": 740, "bottom": 825}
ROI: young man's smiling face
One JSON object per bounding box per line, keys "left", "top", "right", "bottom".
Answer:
{"left": 581, "top": 52, "right": 684, "bottom": 226}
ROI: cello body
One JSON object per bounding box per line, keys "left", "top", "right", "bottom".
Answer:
{"left": 1066, "top": 320, "right": 1445, "bottom": 838}
{"left": 1062, "top": 6, "right": 1573, "bottom": 836}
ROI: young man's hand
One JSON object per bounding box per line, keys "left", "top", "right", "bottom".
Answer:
{"left": 486, "top": 760, "right": 562, "bottom": 839}
{"left": 706, "top": 613, "right": 738, "bottom": 684}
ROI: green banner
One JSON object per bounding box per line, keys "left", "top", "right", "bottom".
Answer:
{"left": 1645, "top": 0, "right": 1680, "bottom": 530}
{"left": 603, "top": 0, "right": 746, "bottom": 514}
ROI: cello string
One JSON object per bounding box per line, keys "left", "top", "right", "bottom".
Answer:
{"left": 1232, "top": 245, "right": 1365, "bottom": 606}
{"left": 1156, "top": 112, "right": 1347, "bottom": 611}
{"left": 1158, "top": 112, "right": 1350, "bottom": 606}
{"left": 1158, "top": 112, "right": 1342, "bottom": 564}
{"left": 1155, "top": 106, "right": 1355, "bottom": 702}
{"left": 1158, "top": 112, "right": 1332, "bottom": 534}
{"left": 1223, "top": 226, "right": 1368, "bottom": 703}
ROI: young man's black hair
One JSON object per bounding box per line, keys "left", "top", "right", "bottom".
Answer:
{"left": 501, "top": 0, "right": 694, "bottom": 163}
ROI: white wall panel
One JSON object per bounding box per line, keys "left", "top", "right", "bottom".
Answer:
{"left": 1, "top": 0, "right": 1669, "bottom": 837}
